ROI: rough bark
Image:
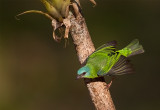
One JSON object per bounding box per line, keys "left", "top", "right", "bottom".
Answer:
{"left": 69, "top": 12, "right": 116, "bottom": 110}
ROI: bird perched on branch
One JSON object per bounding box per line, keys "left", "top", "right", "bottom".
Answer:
{"left": 77, "top": 39, "right": 144, "bottom": 79}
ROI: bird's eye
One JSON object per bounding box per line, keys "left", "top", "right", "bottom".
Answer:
{"left": 82, "top": 72, "right": 86, "bottom": 75}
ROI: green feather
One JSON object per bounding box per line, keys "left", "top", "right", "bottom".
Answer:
{"left": 118, "top": 39, "right": 144, "bottom": 57}
{"left": 77, "top": 39, "right": 144, "bottom": 79}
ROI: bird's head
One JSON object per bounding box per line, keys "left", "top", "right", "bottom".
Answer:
{"left": 77, "top": 66, "right": 91, "bottom": 79}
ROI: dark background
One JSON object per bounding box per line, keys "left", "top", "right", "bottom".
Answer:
{"left": 0, "top": 0, "right": 160, "bottom": 110}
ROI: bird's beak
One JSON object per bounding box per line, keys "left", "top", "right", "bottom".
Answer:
{"left": 77, "top": 75, "right": 83, "bottom": 79}
{"left": 77, "top": 75, "right": 82, "bottom": 79}
{"left": 76, "top": 72, "right": 86, "bottom": 79}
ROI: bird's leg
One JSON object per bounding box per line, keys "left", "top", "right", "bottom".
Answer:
{"left": 52, "top": 19, "right": 63, "bottom": 42}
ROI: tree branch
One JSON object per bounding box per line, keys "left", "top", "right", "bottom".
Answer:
{"left": 69, "top": 11, "right": 116, "bottom": 110}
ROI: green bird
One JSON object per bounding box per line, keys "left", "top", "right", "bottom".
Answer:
{"left": 77, "top": 39, "right": 144, "bottom": 79}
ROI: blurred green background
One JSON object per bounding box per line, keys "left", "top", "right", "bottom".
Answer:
{"left": 0, "top": 0, "right": 160, "bottom": 110}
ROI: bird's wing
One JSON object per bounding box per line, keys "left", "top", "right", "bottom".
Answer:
{"left": 97, "top": 54, "right": 118, "bottom": 76}
{"left": 94, "top": 40, "right": 117, "bottom": 53}
{"left": 107, "top": 56, "right": 134, "bottom": 75}
{"left": 83, "top": 40, "right": 117, "bottom": 65}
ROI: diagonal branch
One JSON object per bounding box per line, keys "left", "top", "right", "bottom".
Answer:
{"left": 69, "top": 10, "right": 116, "bottom": 110}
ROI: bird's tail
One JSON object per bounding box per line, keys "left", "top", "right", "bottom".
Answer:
{"left": 118, "top": 39, "right": 144, "bottom": 57}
